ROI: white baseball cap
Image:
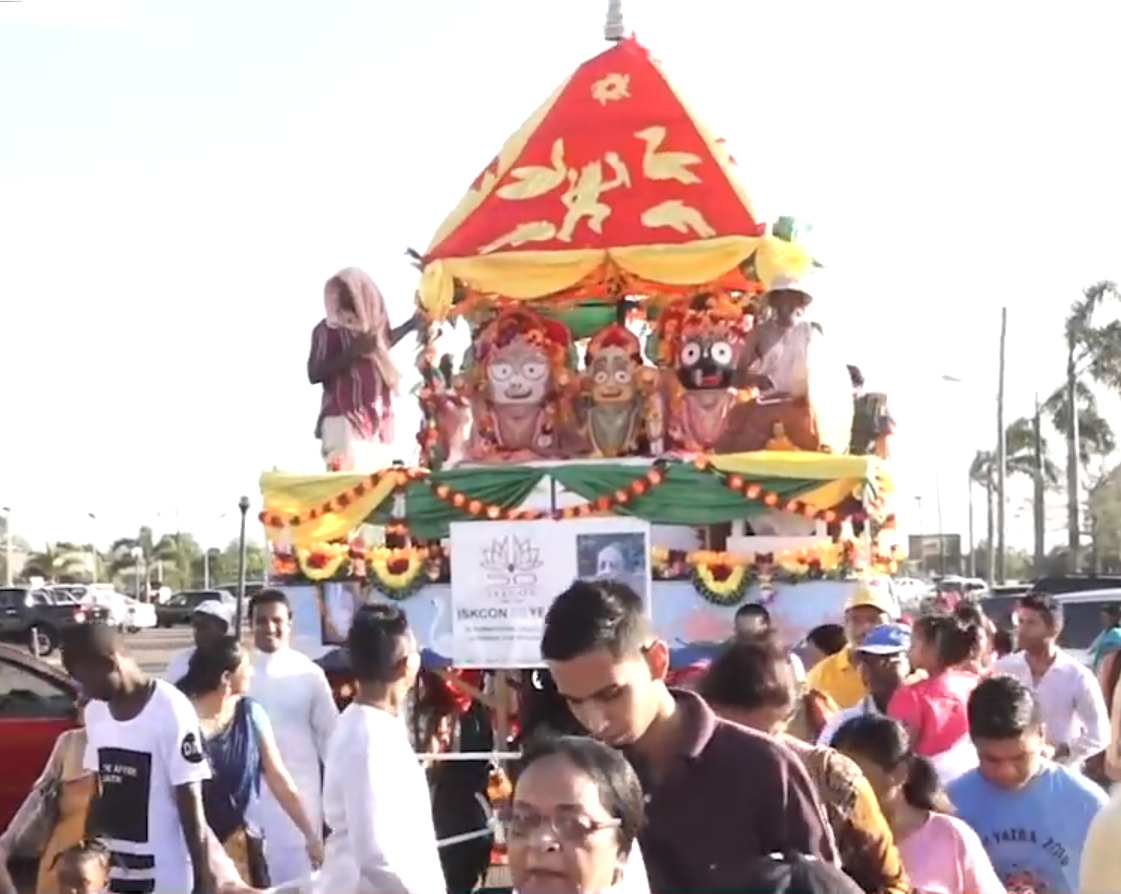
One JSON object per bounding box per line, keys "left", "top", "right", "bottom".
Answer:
{"left": 763, "top": 273, "right": 814, "bottom": 304}
{"left": 193, "top": 599, "right": 235, "bottom": 627}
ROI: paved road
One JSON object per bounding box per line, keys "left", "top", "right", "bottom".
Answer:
{"left": 40, "top": 626, "right": 205, "bottom": 674}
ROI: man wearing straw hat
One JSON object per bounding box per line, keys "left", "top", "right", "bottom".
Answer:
{"left": 735, "top": 273, "right": 853, "bottom": 456}
{"left": 738, "top": 273, "right": 819, "bottom": 398}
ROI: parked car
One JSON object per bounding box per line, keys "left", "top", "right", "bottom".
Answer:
{"left": 1028, "top": 575, "right": 1121, "bottom": 596}
{"left": 0, "top": 586, "right": 109, "bottom": 655}
{"left": 0, "top": 642, "right": 79, "bottom": 832}
{"left": 1054, "top": 589, "right": 1121, "bottom": 665}
{"left": 72, "top": 587, "right": 157, "bottom": 632}
{"left": 155, "top": 589, "right": 236, "bottom": 627}
{"left": 119, "top": 595, "right": 158, "bottom": 631}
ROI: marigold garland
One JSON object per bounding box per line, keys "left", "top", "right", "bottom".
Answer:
{"left": 369, "top": 548, "right": 428, "bottom": 600}
{"left": 258, "top": 466, "right": 428, "bottom": 531}
{"left": 689, "top": 562, "right": 749, "bottom": 605}
{"left": 428, "top": 465, "right": 669, "bottom": 521}
{"left": 277, "top": 539, "right": 903, "bottom": 606}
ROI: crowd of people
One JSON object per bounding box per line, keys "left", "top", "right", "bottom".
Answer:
{"left": 6, "top": 581, "right": 1121, "bottom": 893}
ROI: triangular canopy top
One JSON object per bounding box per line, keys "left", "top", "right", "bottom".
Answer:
{"left": 417, "top": 37, "right": 810, "bottom": 319}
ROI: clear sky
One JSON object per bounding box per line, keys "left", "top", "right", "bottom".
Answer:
{"left": 1, "top": 0, "right": 1118, "bottom": 553}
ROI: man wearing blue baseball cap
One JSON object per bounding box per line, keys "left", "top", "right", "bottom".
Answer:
{"left": 816, "top": 622, "right": 912, "bottom": 746}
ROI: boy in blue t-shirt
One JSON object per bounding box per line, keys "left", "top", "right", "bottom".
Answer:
{"left": 948, "top": 674, "right": 1107, "bottom": 894}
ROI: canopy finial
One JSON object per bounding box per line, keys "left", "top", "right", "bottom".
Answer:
{"left": 604, "top": 0, "right": 626, "bottom": 42}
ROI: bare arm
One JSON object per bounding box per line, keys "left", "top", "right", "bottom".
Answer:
{"left": 388, "top": 313, "right": 420, "bottom": 348}
{"left": 174, "top": 782, "right": 215, "bottom": 894}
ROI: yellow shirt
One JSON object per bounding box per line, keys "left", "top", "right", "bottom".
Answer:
{"left": 1081, "top": 788, "right": 1121, "bottom": 893}
{"left": 805, "top": 649, "right": 866, "bottom": 709}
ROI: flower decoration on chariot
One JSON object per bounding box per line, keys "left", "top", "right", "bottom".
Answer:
{"left": 476, "top": 306, "right": 572, "bottom": 365}
{"left": 654, "top": 293, "right": 748, "bottom": 389}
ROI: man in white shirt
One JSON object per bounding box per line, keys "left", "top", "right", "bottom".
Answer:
{"left": 994, "top": 592, "right": 1109, "bottom": 767}
{"left": 315, "top": 603, "right": 445, "bottom": 894}
{"left": 248, "top": 589, "right": 338, "bottom": 885}
{"left": 61, "top": 622, "right": 214, "bottom": 894}
{"left": 164, "top": 599, "right": 236, "bottom": 684}
{"left": 817, "top": 622, "right": 911, "bottom": 745}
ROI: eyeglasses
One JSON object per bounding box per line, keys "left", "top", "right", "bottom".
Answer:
{"left": 501, "top": 809, "right": 621, "bottom": 844}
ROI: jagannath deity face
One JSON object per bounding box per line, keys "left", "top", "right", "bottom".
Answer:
{"left": 588, "top": 346, "right": 637, "bottom": 404}
{"left": 677, "top": 331, "right": 737, "bottom": 391}
{"left": 485, "top": 340, "right": 551, "bottom": 406}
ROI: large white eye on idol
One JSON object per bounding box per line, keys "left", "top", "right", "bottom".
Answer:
{"left": 613, "top": 368, "right": 632, "bottom": 384}
{"left": 710, "top": 340, "right": 734, "bottom": 366}
{"left": 594, "top": 369, "right": 610, "bottom": 384}
{"left": 679, "top": 342, "right": 702, "bottom": 366}
{"left": 521, "top": 361, "right": 547, "bottom": 381}
{"left": 489, "top": 362, "right": 514, "bottom": 381}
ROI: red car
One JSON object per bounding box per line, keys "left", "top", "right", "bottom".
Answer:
{"left": 0, "top": 644, "right": 79, "bottom": 833}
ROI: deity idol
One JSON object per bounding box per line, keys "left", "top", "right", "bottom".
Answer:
{"left": 577, "top": 324, "right": 662, "bottom": 457}
{"left": 656, "top": 294, "right": 750, "bottom": 453}
{"left": 720, "top": 274, "right": 853, "bottom": 454}
{"left": 462, "top": 306, "right": 574, "bottom": 461}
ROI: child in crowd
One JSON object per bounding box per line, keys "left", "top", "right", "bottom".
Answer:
{"left": 50, "top": 839, "right": 111, "bottom": 894}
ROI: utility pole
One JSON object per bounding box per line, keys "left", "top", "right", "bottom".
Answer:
{"left": 1065, "top": 329, "right": 1082, "bottom": 571}
{"left": 1032, "top": 393, "right": 1046, "bottom": 575}
{"left": 995, "top": 306, "right": 1008, "bottom": 583}
{"left": 967, "top": 474, "right": 976, "bottom": 577}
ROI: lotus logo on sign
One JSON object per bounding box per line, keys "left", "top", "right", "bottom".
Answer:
{"left": 480, "top": 536, "right": 542, "bottom": 603}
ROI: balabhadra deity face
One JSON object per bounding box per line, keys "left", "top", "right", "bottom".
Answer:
{"left": 677, "top": 332, "right": 737, "bottom": 391}
{"left": 485, "top": 340, "right": 551, "bottom": 406}
{"left": 588, "top": 346, "right": 637, "bottom": 404}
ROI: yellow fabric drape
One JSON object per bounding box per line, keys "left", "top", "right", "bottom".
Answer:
{"left": 258, "top": 471, "right": 399, "bottom": 547}
{"left": 417, "top": 236, "right": 813, "bottom": 321}
{"left": 706, "top": 451, "right": 892, "bottom": 511}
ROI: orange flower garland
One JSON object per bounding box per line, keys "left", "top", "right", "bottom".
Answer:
{"left": 259, "top": 467, "right": 428, "bottom": 531}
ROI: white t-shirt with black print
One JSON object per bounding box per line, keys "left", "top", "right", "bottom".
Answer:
{"left": 83, "top": 679, "right": 212, "bottom": 894}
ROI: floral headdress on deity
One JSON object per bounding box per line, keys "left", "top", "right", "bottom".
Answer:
{"left": 471, "top": 305, "right": 574, "bottom": 387}
{"left": 584, "top": 323, "right": 642, "bottom": 367}
{"left": 653, "top": 292, "right": 749, "bottom": 366}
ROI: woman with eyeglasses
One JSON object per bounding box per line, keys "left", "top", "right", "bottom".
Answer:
{"left": 507, "top": 736, "right": 646, "bottom": 894}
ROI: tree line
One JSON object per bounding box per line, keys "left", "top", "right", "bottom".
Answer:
{"left": 2, "top": 524, "right": 268, "bottom": 593}
{"left": 971, "top": 280, "right": 1121, "bottom": 577}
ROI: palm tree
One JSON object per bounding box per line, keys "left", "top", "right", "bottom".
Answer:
{"left": 23, "top": 541, "right": 92, "bottom": 582}
{"left": 1060, "top": 280, "right": 1121, "bottom": 567}
{"left": 1042, "top": 379, "right": 1116, "bottom": 466}
{"left": 970, "top": 417, "right": 1060, "bottom": 580}
{"left": 107, "top": 526, "right": 189, "bottom": 594}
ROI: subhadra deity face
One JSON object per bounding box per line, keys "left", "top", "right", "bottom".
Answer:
{"left": 676, "top": 332, "right": 737, "bottom": 391}
{"left": 485, "top": 339, "right": 552, "bottom": 406}
{"left": 588, "top": 346, "right": 637, "bottom": 404}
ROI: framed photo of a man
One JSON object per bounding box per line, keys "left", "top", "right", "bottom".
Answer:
{"left": 575, "top": 531, "right": 649, "bottom": 596}
{"left": 317, "top": 581, "right": 367, "bottom": 644}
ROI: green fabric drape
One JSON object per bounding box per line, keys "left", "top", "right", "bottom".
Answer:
{"left": 373, "top": 467, "right": 546, "bottom": 539}
{"left": 372, "top": 462, "right": 853, "bottom": 539}
{"left": 550, "top": 463, "right": 821, "bottom": 526}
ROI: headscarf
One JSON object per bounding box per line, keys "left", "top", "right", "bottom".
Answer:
{"left": 324, "top": 267, "right": 404, "bottom": 392}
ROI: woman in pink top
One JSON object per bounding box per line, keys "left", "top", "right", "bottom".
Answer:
{"left": 834, "top": 715, "right": 1004, "bottom": 894}
{"left": 888, "top": 608, "right": 983, "bottom": 757}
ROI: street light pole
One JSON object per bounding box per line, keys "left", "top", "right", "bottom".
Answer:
{"left": 1, "top": 506, "right": 11, "bottom": 587}
{"left": 88, "top": 512, "right": 98, "bottom": 584}
{"left": 235, "top": 496, "right": 250, "bottom": 638}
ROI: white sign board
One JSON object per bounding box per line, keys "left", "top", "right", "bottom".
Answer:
{"left": 448, "top": 516, "right": 652, "bottom": 668}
